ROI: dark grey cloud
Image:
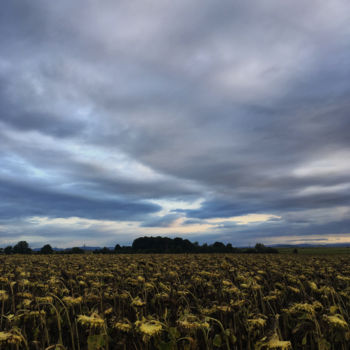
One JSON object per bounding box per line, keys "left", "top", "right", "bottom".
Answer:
{"left": 179, "top": 189, "right": 350, "bottom": 219}
{"left": 1, "top": 0, "right": 350, "bottom": 246}
{"left": 0, "top": 178, "right": 160, "bottom": 221}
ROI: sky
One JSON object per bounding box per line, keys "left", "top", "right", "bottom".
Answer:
{"left": 1, "top": 1, "right": 350, "bottom": 248}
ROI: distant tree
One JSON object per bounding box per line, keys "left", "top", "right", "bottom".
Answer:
{"left": 226, "top": 243, "right": 237, "bottom": 253}
{"left": 13, "top": 241, "right": 31, "bottom": 254}
{"left": 69, "top": 247, "right": 85, "bottom": 254}
{"left": 4, "top": 246, "right": 12, "bottom": 255}
{"left": 40, "top": 244, "right": 54, "bottom": 254}
{"left": 212, "top": 241, "right": 226, "bottom": 252}
{"left": 201, "top": 243, "right": 209, "bottom": 253}
{"left": 265, "top": 246, "right": 279, "bottom": 254}
{"left": 93, "top": 247, "right": 111, "bottom": 254}
{"left": 293, "top": 248, "right": 298, "bottom": 254}
{"left": 117, "top": 236, "right": 277, "bottom": 254}
{"left": 254, "top": 243, "right": 278, "bottom": 254}
{"left": 255, "top": 243, "right": 266, "bottom": 252}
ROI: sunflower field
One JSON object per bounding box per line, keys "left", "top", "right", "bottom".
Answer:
{"left": 0, "top": 254, "right": 349, "bottom": 349}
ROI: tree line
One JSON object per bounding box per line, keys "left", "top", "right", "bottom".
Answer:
{"left": 0, "top": 237, "right": 278, "bottom": 254}
{"left": 0, "top": 241, "right": 85, "bottom": 255}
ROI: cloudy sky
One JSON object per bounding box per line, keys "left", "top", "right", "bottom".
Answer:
{"left": 1, "top": 1, "right": 350, "bottom": 248}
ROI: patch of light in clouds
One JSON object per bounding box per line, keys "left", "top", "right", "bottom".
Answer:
{"left": 149, "top": 198, "right": 204, "bottom": 216}
{"left": 206, "top": 214, "right": 281, "bottom": 225}
{"left": 293, "top": 151, "right": 350, "bottom": 177}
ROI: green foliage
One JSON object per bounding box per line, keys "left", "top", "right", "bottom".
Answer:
{"left": 213, "top": 334, "right": 222, "bottom": 347}
{"left": 87, "top": 335, "right": 106, "bottom": 350}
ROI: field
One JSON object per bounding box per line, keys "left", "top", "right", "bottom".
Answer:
{"left": 278, "top": 247, "right": 350, "bottom": 255}
{"left": 0, "top": 254, "right": 350, "bottom": 350}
